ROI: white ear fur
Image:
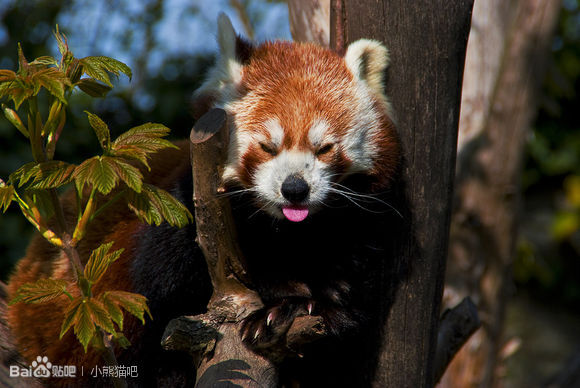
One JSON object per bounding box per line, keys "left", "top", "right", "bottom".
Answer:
{"left": 217, "top": 13, "right": 237, "bottom": 63}
{"left": 193, "top": 13, "right": 245, "bottom": 103}
{"left": 345, "top": 39, "right": 389, "bottom": 97}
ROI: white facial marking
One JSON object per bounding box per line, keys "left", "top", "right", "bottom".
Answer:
{"left": 253, "top": 150, "right": 333, "bottom": 218}
{"left": 263, "top": 118, "right": 284, "bottom": 147}
{"left": 308, "top": 119, "right": 337, "bottom": 147}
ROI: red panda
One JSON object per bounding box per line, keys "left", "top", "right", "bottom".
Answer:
{"left": 6, "top": 13, "right": 399, "bottom": 387}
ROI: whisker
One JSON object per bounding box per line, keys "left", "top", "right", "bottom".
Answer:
{"left": 216, "top": 187, "right": 256, "bottom": 198}
{"left": 327, "top": 187, "right": 403, "bottom": 218}
{"left": 249, "top": 199, "right": 275, "bottom": 219}
{"left": 328, "top": 189, "right": 385, "bottom": 214}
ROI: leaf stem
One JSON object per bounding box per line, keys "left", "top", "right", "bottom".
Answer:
{"left": 12, "top": 190, "right": 63, "bottom": 247}
{"left": 27, "top": 97, "right": 46, "bottom": 163}
{"left": 72, "top": 187, "right": 96, "bottom": 245}
{"left": 63, "top": 290, "right": 74, "bottom": 301}
{"left": 90, "top": 189, "right": 126, "bottom": 223}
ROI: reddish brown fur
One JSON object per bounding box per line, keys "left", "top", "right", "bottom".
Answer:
{"left": 228, "top": 40, "right": 398, "bottom": 190}
{"left": 232, "top": 42, "right": 361, "bottom": 182}
{"left": 368, "top": 98, "right": 400, "bottom": 189}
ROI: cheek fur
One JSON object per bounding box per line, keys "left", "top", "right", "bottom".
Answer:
{"left": 318, "top": 149, "right": 351, "bottom": 178}
{"left": 368, "top": 114, "right": 400, "bottom": 191}
{"left": 238, "top": 144, "right": 270, "bottom": 187}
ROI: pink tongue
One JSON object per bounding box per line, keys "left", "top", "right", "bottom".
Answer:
{"left": 282, "top": 206, "right": 309, "bottom": 222}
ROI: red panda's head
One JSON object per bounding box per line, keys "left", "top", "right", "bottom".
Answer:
{"left": 193, "top": 14, "right": 399, "bottom": 222}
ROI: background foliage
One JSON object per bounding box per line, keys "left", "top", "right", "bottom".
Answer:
{"left": 517, "top": 0, "right": 580, "bottom": 310}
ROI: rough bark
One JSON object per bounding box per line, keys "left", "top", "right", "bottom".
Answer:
{"left": 440, "top": 1, "right": 562, "bottom": 387}
{"left": 331, "top": 1, "right": 473, "bottom": 387}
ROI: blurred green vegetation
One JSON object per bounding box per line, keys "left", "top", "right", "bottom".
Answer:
{"left": 517, "top": 0, "right": 580, "bottom": 309}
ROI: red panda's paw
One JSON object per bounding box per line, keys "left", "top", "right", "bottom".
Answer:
{"left": 240, "top": 297, "right": 316, "bottom": 350}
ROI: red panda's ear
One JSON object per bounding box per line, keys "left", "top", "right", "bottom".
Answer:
{"left": 344, "top": 39, "right": 389, "bottom": 101}
{"left": 192, "top": 13, "right": 254, "bottom": 119}
{"left": 216, "top": 13, "right": 254, "bottom": 68}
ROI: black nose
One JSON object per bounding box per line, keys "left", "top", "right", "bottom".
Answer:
{"left": 281, "top": 174, "right": 310, "bottom": 203}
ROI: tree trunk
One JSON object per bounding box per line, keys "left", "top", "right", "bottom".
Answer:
{"left": 287, "top": 0, "right": 329, "bottom": 46}
{"left": 440, "top": 1, "right": 562, "bottom": 387}
{"left": 331, "top": 1, "right": 473, "bottom": 386}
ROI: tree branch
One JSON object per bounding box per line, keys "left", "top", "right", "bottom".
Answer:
{"left": 161, "top": 108, "right": 327, "bottom": 386}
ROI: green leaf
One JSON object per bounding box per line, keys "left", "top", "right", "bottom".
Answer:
{"left": 33, "top": 67, "right": 70, "bottom": 103}
{"left": 0, "top": 69, "right": 17, "bottom": 82}
{"left": 85, "top": 111, "right": 110, "bottom": 151}
{"left": 74, "top": 156, "right": 118, "bottom": 195}
{"left": 54, "top": 25, "right": 68, "bottom": 57}
{"left": 85, "top": 298, "right": 116, "bottom": 335}
{"left": 29, "top": 56, "right": 58, "bottom": 67}
{"left": 111, "top": 123, "right": 176, "bottom": 169}
{"left": 110, "top": 147, "right": 151, "bottom": 170}
{"left": 112, "top": 332, "right": 131, "bottom": 348}
{"left": 84, "top": 242, "right": 124, "bottom": 284}
{"left": 109, "top": 158, "right": 143, "bottom": 193}
{"left": 76, "top": 78, "right": 112, "bottom": 98}
{"left": 17, "top": 43, "right": 29, "bottom": 75}
{"left": 126, "top": 184, "right": 192, "bottom": 227}
{"left": 10, "top": 278, "right": 68, "bottom": 305}
{"left": 102, "top": 290, "right": 151, "bottom": 325}
{"left": 60, "top": 297, "right": 82, "bottom": 339}
{"left": 67, "top": 59, "right": 84, "bottom": 84}
{"left": 114, "top": 123, "right": 171, "bottom": 143}
{"left": 0, "top": 70, "right": 18, "bottom": 100}
{"left": 2, "top": 103, "right": 29, "bottom": 137}
{"left": 28, "top": 161, "right": 76, "bottom": 189}
{"left": 0, "top": 182, "right": 15, "bottom": 213}
{"left": 126, "top": 187, "right": 163, "bottom": 225}
{"left": 79, "top": 56, "right": 132, "bottom": 87}
{"left": 10, "top": 162, "right": 37, "bottom": 187}
{"left": 74, "top": 299, "right": 96, "bottom": 352}
{"left": 11, "top": 86, "right": 33, "bottom": 110}
{"left": 101, "top": 293, "right": 124, "bottom": 331}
